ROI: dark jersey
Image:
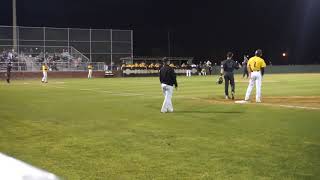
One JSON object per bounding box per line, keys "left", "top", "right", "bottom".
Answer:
{"left": 221, "top": 59, "right": 239, "bottom": 73}
{"left": 160, "top": 65, "right": 178, "bottom": 87}
{"left": 7, "top": 63, "right": 12, "bottom": 72}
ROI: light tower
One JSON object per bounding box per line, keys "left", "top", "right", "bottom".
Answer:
{"left": 12, "top": 0, "right": 17, "bottom": 51}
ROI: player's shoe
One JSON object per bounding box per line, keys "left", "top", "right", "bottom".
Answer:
{"left": 231, "top": 92, "right": 235, "bottom": 100}
{"left": 256, "top": 100, "right": 262, "bottom": 103}
{"left": 225, "top": 96, "right": 230, "bottom": 100}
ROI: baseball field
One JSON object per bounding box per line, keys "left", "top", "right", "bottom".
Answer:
{"left": 1, "top": 73, "right": 320, "bottom": 179}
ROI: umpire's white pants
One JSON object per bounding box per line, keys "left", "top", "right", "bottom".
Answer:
{"left": 186, "top": 70, "right": 191, "bottom": 77}
{"left": 42, "top": 72, "right": 47, "bottom": 82}
{"left": 88, "top": 69, "right": 92, "bottom": 78}
{"left": 245, "top": 71, "right": 262, "bottom": 102}
{"left": 161, "top": 83, "right": 174, "bottom": 113}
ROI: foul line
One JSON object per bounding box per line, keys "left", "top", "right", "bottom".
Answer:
{"left": 190, "top": 97, "right": 320, "bottom": 111}
{"left": 79, "top": 88, "right": 143, "bottom": 96}
{"left": 263, "top": 103, "right": 320, "bottom": 110}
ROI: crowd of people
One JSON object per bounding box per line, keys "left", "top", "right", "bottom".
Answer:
{"left": 1, "top": 48, "right": 87, "bottom": 71}
{"left": 121, "top": 60, "right": 220, "bottom": 76}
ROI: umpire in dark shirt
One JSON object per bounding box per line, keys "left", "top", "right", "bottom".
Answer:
{"left": 159, "top": 58, "right": 178, "bottom": 113}
{"left": 220, "top": 52, "right": 240, "bottom": 100}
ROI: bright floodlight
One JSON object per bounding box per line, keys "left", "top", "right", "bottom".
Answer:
{"left": 282, "top": 53, "right": 287, "bottom": 57}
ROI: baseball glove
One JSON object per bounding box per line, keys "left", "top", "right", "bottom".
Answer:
{"left": 216, "top": 76, "right": 223, "bottom": 84}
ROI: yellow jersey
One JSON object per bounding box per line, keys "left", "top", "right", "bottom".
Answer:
{"left": 88, "top": 65, "right": 93, "bottom": 70}
{"left": 42, "top": 65, "right": 48, "bottom": 72}
{"left": 247, "top": 56, "right": 266, "bottom": 71}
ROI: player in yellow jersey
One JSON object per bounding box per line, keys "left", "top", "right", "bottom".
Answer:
{"left": 88, "top": 64, "right": 93, "bottom": 78}
{"left": 41, "top": 63, "right": 48, "bottom": 83}
{"left": 244, "top": 49, "right": 266, "bottom": 103}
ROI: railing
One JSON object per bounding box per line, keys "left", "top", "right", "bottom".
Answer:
{"left": 0, "top": 62, "right": 106, "bottom": 72}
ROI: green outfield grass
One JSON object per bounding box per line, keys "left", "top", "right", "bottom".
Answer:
{"left": 1, "top": 74, "right": 320, "bottom": 179}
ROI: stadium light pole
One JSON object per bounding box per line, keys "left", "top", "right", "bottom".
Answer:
{"left": 12, "top": 0, "right": 17, "bottom": 51}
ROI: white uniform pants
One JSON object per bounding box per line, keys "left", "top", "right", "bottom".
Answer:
{"left": 245, "top": 71, "right": 262, "bottom": 102}
{"left": 186, "top": 70, "right": 191, "bottom": 77}
{"left": 88, "top": 69, "right": 92, "bottom": 78}
{"left": 42, "top": 71, "right": 47, "bottom": 82}
{"left": 161, "top": 84, "right": 174, "bottom": 113}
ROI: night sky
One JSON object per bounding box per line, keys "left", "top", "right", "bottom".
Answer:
{"left": 1, "top": 0, "right": 320, "bottom": 64}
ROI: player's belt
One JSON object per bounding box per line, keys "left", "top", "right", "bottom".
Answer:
{"left": 252, "top": 70, "right": 260, "bottom": 72}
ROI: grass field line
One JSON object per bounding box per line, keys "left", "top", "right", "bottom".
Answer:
{"left": 52, "top": 86, "right": 66, "bottom": 89}
{"left": 79, "top": 88, "right": 144, "bottom": 96}
{"left": 235, "top": 80, "right": 280, "bottom": 83}
{"left": 189, "top": 97, "right": 320, "bottom": 110}
{"left": 265, "top": 104, "right": 320, "bottom": 110}
{"left": 265, "top": 96, "right": 320, "bottom": 99}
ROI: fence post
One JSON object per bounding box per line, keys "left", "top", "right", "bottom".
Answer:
{"left": 131, "top": 30, "right": 133, "bottom": 59}
{"left": 68, "top": 28, "right": 70, "bottom": 52}
{"left": 12, "top": 0, "right": 17, "bottom": 51}
{"left": 43, "top": 27, "right": 46, "bottom": 63}
{"left": 90, "top": 28, "right": 92, "bottom": 62}
{"left": 17, "top": 26, "right": 20, "bottom": 56}
{"left": 110, "top": 29, "right": 113, "bottom": 70}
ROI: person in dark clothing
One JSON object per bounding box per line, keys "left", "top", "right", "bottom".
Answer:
{"left": 220, "top": 52, "right": 240, "bottom": 100}
{"left": 242, "top": 55, "right": 249, "bottom": 78}
{"left": 6, "top": 61, "right": 12, "bottom": 83}
{"left": 159, "top": 58, "right": 178, "bottom": 113}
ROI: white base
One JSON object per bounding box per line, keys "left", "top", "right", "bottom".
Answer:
{"left": 235, "top": 100, "right": 249, "bottom": 104}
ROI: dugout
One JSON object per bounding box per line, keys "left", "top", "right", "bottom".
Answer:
{"left": 120, "top": 56, "right": 196, "bottom": 76}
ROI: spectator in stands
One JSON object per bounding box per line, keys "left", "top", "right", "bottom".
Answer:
{"left": 61, "top": 49, "right": 70, "bottom": 61}
{"left": 51, "top": 60, "right": 58, "bottom": 71}
{"left": 8, "top": 50, "right": 13, "bottom": 61}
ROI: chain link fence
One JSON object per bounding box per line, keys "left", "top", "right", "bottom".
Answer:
{"left": 0, "top": 25, "right": 133, "bottom": 71}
